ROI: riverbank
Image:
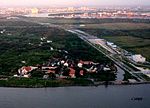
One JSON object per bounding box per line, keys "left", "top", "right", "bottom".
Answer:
{"left": 0, "top": 77, "right": 93, "bottom": 88}
{"left": 0, "top": 77, "right": 150, "bottom": 88}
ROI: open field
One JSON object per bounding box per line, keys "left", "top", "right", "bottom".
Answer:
{"left": 103, "top": 36, "right": 150, "bottom": 48}
{"left": 23, "top": 17, "right": 150, "bottom": 25}
{"left": 77, "top": 23, "right": 150, "bottom": 30}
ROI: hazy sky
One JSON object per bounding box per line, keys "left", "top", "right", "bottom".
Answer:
{"left": 0, "top": 0, "right": 150, "bottom": 7}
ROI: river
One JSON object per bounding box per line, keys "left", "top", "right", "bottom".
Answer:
{"left": 0, "top": 84, "right": 150, "bottom": 108}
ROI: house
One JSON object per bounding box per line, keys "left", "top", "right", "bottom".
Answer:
{"left": 79, "top": 60, "right": 94, "bottom": 65}
{"left": 46, "top": 70, "right": 55, "bottom": 74}
{"left": 64, "top": 63, "right": 69, "bottom": 67}
{"left": 103, "top": 67, "right": 111, "bottom": 71}
{"left": 42, "top": 66, "right": 57, "bottom": 70}
{"left": 84, "top": 61, "right": 94, "bottom": 65}
{"left": 50, "top": 47, "right": 54, "bottom": 51}
{"left": 19, "top": 66, "right": 32, "bottom": 75}
{"left": 17, "top": 66, "right": 37, "bottom": 77}
{"left": 77, "top": 63, "right": 83, "bottom": 68}
{"left": 86, "top": 66, "right": 97, "bottom": 73}
{"left": 69, "top": 68, "right": 76, "bottom": 78}
{"left": 80, "top": 70, "right": 84, "bottom": 76}
{"left": 47, "top": 40, "right": 52, "bottom": 43}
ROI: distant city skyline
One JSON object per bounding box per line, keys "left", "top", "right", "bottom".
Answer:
{"left": 0, "top": 0, "right": 150, "bottom": 7}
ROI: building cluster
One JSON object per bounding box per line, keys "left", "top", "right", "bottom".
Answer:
{"left": 0, "top": 7, "right": 94, "bottom": 16}
{"left": 0, "top": 7, "right": 150, "bottom": 19}
{"left": 14, "top": 56, "right": 117, "bottom": 78}
{"left": 48, "top": 11, "right": 150, "bottom": 19}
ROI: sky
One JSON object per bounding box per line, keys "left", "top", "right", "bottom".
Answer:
{"left": 0, "top": 0, "right": 150, "bottom": 7}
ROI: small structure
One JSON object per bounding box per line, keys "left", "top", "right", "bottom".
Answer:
{"left": 79, "top": 60, "right": 94, "bottom": 65}
{"left": 131, "top": 54, "right": 146, "bottom": 63}
{"left": 50, "top": 47, "right": 54, "bottom": 51}
{"left": 17, "top": 66, "right": 37, "bottom": 77}
{"left": 61, "top": 60, "right": 65, "bottom": 64}
{"left": 0, "top": 29, "right": 6, "bottom": 34}
{"left": 89, "top": 39, "right": 105, "bottom": 45}
{"left": 21, "top": 61, "right": 26, "bottom": 64}
{"left": 77, "top": 63, "right": 83, "bottom": 68}
{"left": 128, "top": 79, "right": 137, "bottom": 83}
{"left": 64, "top": 63, "right": 69, "bottom": 67}
{"left": 43, "top": 75, "right": 49, "bottom": 79}
{"left": 47, "top": 40, "right": 52, "bottom": 43}
{"left": 46, "top": 70, "right": 55, "bottom": 74}
{"left": 103, "top": 67, "right": 111, "bottom": 71}
{"left": 106, "top": 41, "right": 117, "bottom": 48}
{"left": 69, "top": 68, "right": 76, "bottom": 78}
{"left": 19, "top": 66, "right": 32, "bottom": 75}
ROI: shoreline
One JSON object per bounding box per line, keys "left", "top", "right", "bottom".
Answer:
{"left": 0, "top": 78, "right": 150, "bottom": 88}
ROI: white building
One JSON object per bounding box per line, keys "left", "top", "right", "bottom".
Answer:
{"left": 131, "top": 54, "right": 146, "bottom": 63}
{"left": 106, "top": 42, "right": 117, "bottom": 48}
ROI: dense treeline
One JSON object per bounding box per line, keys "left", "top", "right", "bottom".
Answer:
{"left": 0, "top": 20, "right": 40, "bottom": 26}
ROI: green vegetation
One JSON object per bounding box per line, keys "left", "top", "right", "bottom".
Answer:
{"left": 1, "top": 17, "right": 149, "bottom": 87}
{"left": 78, "top": 23, "right": 150, "bottom": 30}
{"left": 103, "top": 36, "right": 150, "bottom": 47}
{"left": 0, "top": 77, "right": 93, "bottom": 87}
{"left": 24, "top": 17, "right": 150, "bottom": 25}
{"left": 0, "top": 26, "right": 60, "bottom": 75}
{"left": 0, "top": 18, "right": 39, "bottom": 26}
{"left": 142, "top": 75, "right": 150, "bottom": 81}
{"left": 123, "top": 71, "right": 137, "bottom": 81}
{"left": 0, "top": 19, "right": 109, "bottom": 76}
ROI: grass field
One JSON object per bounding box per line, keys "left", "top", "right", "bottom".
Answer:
{"left": 103, "top": 36, "right": 150, "bottom": 47}
{"left": 77, "top": 23, "right": 150, "bottom": 30}
{"left": 23, "top": 17, "right": 150, "bottom": 25}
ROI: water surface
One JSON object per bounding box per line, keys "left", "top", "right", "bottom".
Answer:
{"left": 0, "top": 84, "right": 150, "bottom": 108}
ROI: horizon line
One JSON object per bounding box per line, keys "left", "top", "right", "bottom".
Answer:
{"left": 0, "top": 5, "right": 150, "bottom": 8}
